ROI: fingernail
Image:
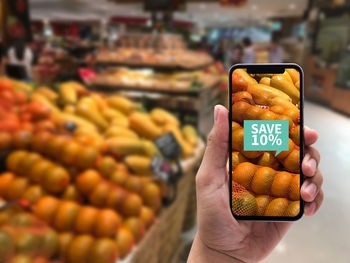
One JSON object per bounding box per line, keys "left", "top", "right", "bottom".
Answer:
{"left": 214, "top": 106, "right": 220, "bottom": 123}
{"left": 308, "top": 158, "right": 317, "bottom": 175}
{"left": 306, "top": 183, "right": 317, "bottom": 198}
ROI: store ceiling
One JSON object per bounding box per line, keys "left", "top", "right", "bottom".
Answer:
{"left": 29, "top": 0, "right": 308, "bottom": 26}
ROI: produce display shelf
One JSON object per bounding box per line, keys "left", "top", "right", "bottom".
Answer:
{"left": 119, "top": 140, "right": 205, "bottom": 263}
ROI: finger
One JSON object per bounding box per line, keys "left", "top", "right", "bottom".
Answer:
{"left": 305, "top": 189, "right": 324, "bottom": 216}
{"left": 301, "top": 168, "right": 323, "bottom": 202}
{"left": 302, "top": 146, "right": 320, "bottom": 177}
{"left": 197, "top": 105, "right": 229, "bottom": 188}
{"left": 304, "top": 126, "right": 318, "bottom": 146}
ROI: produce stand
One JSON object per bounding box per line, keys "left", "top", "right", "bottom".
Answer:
{"left": 120, "top": 141, "right": 204, "bottom": 263}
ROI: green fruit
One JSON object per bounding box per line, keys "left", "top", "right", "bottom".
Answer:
{"left": 0, "top": 230, "right": 14, "bottom": 262}
{"left": 41, "top": 229, "right": 59, "bottom": 258}
{"left": 10, "top": 213, "right": 33, "bottom": 227}
{"left": 232, "top": 193, "right": 257, "bottom": 216}
{"left": 15, "top": 232, "right": 42, "bottom": 254}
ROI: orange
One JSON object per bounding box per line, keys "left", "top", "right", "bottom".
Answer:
{"left": 22, "top": 185, "right": 46, "bottom": 204}
{"left": 271, "top": 171, "right": 292, "bottom": 197}
{"left": 61, "top": 185, "right": 83, "bottom": 203}
{"left": 42, "top": 166, "right": 70, "bottom": 194}
{"left": 0, "top": 172, "right": 15, "bottom": 196}
{"left": 276, "top": 139, "right": 294, "bottom": 160}
{"left": 123, "top": 217, "right": 145, "bottom": 243}
{"left": 58, "top": 232, "right": 74, "bottom": 261}
{"left": 232, "top": 192, "right": 257, "bottom": 216}
{"left": 245, "top": 106, "right": 264, "bottom": 120}
{"left": 54, "top": 201, "right": 80, "bottom": 231}
{"left": 33, "top": 196, "right": 60, "bottom": 224}
{"left": 291, "top": 126, "right": 300, "bottom": 146}
{"left": 0, "top": 132, "right": 12, "bottom": 150}
{"left": 67, "top": 235, "right": 94, "bottom": 263}
{"left": 75, "top": 170, "right": 102, "bottom": 195}
{"left": 76, "top": 146, "right": 98, "bottom": 169}
{"left": 231, "top": 152, "right": 247, "bottom": 169}
{"left": 288, "top": 174, "right": 300, "bottom": 201}
{"left": 116, "top": 226, "right": 134, "bottom": 259}
{"left": 285, "top": 201, "right": 300, "bottom": 217}
{"left": 96, "top": 156, "right": 117, "bottom": 178}
{"left": 28, "top": 160, "right": 53, "bottom": 184}
{"left": 31, "top": 131, "right": 52, "bottom": 153}
{"left": 41, "top": 229, "right": 60, "bottom": 258}
{"left": 257, "top": 152, "right": 279, "bottom": 170}
{"left": 6, "top": 150, "right": 27, "bottom": 173}
{"left": 12, "top": 130, "right": 33, "bottom": 149}
{"left": 255, "top": 195, "right": 270, "bottom": 216}
{"left": 141, "top": 182, "right": 161, "bottom": 211}
{"left": 88, "top": 182, "right": 111, "bottom": 207}
{"left": 264, "top": 198, "right": 289, "bottom": 216}
{"left": 140, "top": 206, "right": 155, "bottom": 228}
{"left": 232, "top": 101, "right": 250, "bottom": 123}
{"left": 232, "top": 162, "right": 257, "bottom": 189}
{"left": 122, "top": 193, "right": 143, "bottom": 217}
{"left": 5, "top": 177, "right": 29, "bottom": 201}
{"left": 260, "top": 111, "right": 277, "bottom": 121}
{"left": 231, "top": 129, "right": 243, "bottom": 152}
{"left": 125, "top": 176, "right": 143, "bottom": 194}
{"left": 89, "top": 238, "right": 118, "bottom": 263}
{"left": 283, "top": 149, "right": 300, "bottom": 173}
{"left": 251, "top": 167, "right": 275, "bottom": 195}
{"left": 0, "top": 78, "right": 14, "bottom": 90}
{"left": 94, "top": 209, "right": 121, "bottom": 238}
{"left": 61, "top": 141, "right": 81, "bottom": 166}
{"left": 75, "top": 206, "right": 98, "bottom": 234}
{"left": 110, "top": 170, "right": 128, "bottom": 186}
{"left": 17, "top": 152, "right": 41, "bottom": 176}
{"left": 45, "top": 136, "right": 66, "bottom": 160}
{"left": 106, "top": 187, "right": 127, "bottom": 211}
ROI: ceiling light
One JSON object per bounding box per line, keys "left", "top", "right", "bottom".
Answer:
{"left": 289, "top": 3, "right": 296, "bottom": 10}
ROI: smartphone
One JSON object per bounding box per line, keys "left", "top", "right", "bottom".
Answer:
{"left": 229, "top": 64, "right": 304, "bottom": 221}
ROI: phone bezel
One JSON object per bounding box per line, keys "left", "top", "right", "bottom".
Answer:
{"left": 228, "top": 63, "right": 304, "bottom": 221}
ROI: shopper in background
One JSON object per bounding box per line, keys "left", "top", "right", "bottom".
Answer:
{"left": 6, "top": 40, "right": 34, "bottom": 80}
{"left": 269, "top": 34, "right": 284, "bottom": 63}
{"left": 187, "top": 105, "right": 324, "bottom": 263}
{"left": 241, "top": 37, "right": 255, "bottom": 63}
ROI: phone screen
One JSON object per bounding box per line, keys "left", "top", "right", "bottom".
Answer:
{"left": 229, "top": 64, "right": 303, "bottom": 221}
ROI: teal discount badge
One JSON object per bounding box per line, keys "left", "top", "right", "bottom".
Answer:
{"left": 244, "top": 120, "right": 289, "bottom": 156}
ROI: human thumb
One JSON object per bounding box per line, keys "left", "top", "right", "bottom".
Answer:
{"left": 197, "top": 105, "right": 229, "bottom": 189}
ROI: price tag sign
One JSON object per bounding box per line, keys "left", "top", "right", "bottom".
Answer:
{"left": 244, "top": 120, "right": 289, "bottom": 156}
{"left": 154, "top": 133, "right": 182, "bottom": 160}
{"left": 150, "top": 155, "right": 173, "bottom": 184}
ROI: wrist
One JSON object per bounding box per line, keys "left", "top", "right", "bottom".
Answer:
{"left": 187, "top": 234, "right": 244, "bottom": 263}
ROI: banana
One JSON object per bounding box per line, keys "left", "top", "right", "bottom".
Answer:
{"left": 285, "top": 69, "right": 300, "bottom": 84}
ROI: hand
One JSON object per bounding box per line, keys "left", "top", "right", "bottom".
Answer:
{"left": 187, "top": 105, "right": 324, "bottom": 263}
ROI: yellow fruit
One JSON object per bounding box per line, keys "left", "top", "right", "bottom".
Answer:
{"left": 54, "top": 201, "right": 80, "bottom": 231}
{"left": 264, "top": 198, "right": 289, "bottom": 217}
{"left": 75, "top": 206, "right": 98, "bottom": 234}
{"left": 285, "top": 68, "right": 300, "bottom": 84}
{"left": 270, "top": 75, "right": 300, "bottom": 104}
{"left": 67, "top": 235, "right": 94, "bottom": 263}
{"left": 231, "top": 192, "right": 257, "bottom": 216}
{"left": 124, "top": 155, "right": 152, "bottom": 174}
{"left": 110, "top": 170, "right": 128, "bottom": 186}
{"left": 129, "top": 112, "right": 162, "bottom": 140}
{"left": 61, "top": 141, "right": 82, "bottom": 166}
{"left": 107, "top": 96, "right": 134, "bottom": 115}
{"left": 76, "top": 101, "right": 108, "bottom": 131}
{"left": 232, "top": 162, "right": 257, "bottom": 189}
{"left": 42, "top": 166, "right": 70, "bottom": 194}
{"left": 116, "top": 226, "right": 134, "bottom": 259}
{"left": 140, "top": 206, "right": 155, "bottom": 228}
{"left": 106, "top": 137, "right": 144, "bottom": 156}
{"left": 96, "top": 156, "right": 117, "bottom": 178}
{"left": 182, "top": 125, "right": 199, "bottom": 147}
{"left": 150, "top": 108, "right": 179, "bottom": 127}
{"left": 76, "top": 170, "right": 102, "bottom": 195}
{"left": 76, "top": 147, "right": 99, "bottom": 170}
{"left": 33, "top": 196, "right": 60, "bottom": 224}
{"left": 94, "top": 209, "right": 121, "bottom": 238}
{"left": 255, "top": 195, "right": 270, "bottom": 216}
{"left": 259, "top": 77, "right": 271, "bottom": 86}
{"left": 105, "top": 127, "right": 138, "bottom": 139}
{"left": 163, "top": 124, "right": 193, "bottom": 158}
{"left": 233, "top": 69, "right": 258, "bottom": 86}
{"left": 251, "top": 167, "right": 275, "bottom": 195}
{"left": 285, "top": 201, "right": 300, "bottom": 217}
{"left": 89, "top": 238, "right": 118, "bottom": 263}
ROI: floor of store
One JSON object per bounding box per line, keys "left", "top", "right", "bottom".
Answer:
{"left": 180, "top": 101, "right": 350, "bottom": 263}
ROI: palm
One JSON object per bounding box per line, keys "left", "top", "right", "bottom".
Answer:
{"left": 197, "top": 178, "right": 292, "bottom": 262}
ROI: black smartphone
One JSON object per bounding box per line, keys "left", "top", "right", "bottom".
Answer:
{"left": 229, "top": 64, "right": 304, "bottom": 221}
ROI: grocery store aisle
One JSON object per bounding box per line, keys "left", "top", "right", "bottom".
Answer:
{"left": 263, "top": 101, "right": 350, "bottom": 263}
{"left": 181, "top": 101, "right": 350, "bottom": 263}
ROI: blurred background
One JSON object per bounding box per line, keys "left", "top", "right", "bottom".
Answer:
{"left": 0, "top": 0, "right": 349, "bottom": 263}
